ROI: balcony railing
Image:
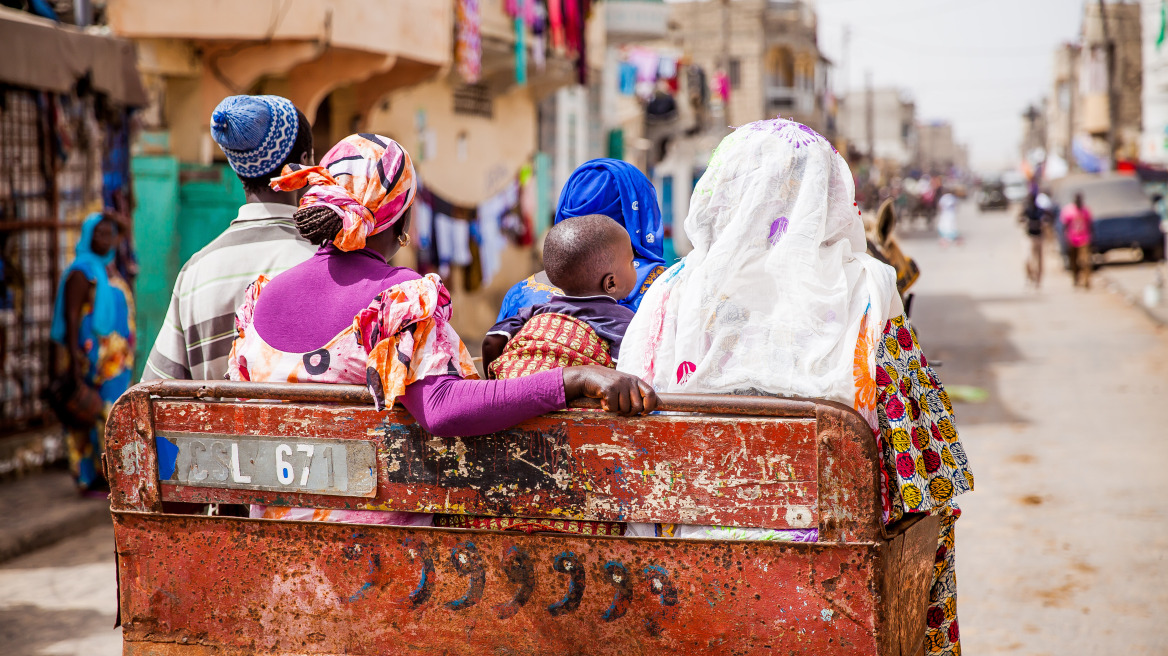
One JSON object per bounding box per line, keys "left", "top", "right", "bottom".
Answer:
{"left": 765, "top": 85, "right": 815, "bottom": 116}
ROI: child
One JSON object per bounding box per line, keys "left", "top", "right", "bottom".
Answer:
{"left": 483, "top": 214, "right": 638, "bottom": 379}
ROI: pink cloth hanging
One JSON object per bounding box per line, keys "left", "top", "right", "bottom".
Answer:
{"left": 456, "top": 0, "right": 482, "bottom": 84}
{"left": 548, "top": 0, "right": 565, "bottom": 50}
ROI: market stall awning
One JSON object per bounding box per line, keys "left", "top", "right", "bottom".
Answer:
{"left": 0, "top": 8, "right": 147, "bottom": 106}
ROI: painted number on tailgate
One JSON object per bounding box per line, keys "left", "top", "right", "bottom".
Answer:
{"left": 155, "top": 433, "right": 377, "bottom": 497}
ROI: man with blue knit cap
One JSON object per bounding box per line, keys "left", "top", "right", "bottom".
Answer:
{"left": 144, "top": 95, "right": 317, "bottom": 381}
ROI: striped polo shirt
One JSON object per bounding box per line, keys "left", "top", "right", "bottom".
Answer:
{"left": 142, "top": 203, "right": 317, "bottom": 381}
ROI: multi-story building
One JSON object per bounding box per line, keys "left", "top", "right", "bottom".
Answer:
{"left": 1046, "top": 43, "right": 1081, "bottom": 166}
{"left": 836, "top": 88, "right": 917, "bottom": 167}
{"left": 1079, "top": 0, "right": 1143, "bottom": 162}
{"left": 917, "top": 121, "right": 967, "bottom": 176}
{"left": 1141, "top": 0, "right": 1168, "bottom": 163}
{"left": 668, "top": 0, "right": 832, "bottom": 135}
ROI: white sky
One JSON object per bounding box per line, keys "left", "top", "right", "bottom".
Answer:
{"left": 812, "top": 0, "right": 1085, "bottom": 172}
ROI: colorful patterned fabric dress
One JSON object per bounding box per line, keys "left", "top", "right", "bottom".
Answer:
{"left": 489, "top": 313, "right": 614, "bottom": 379}
{"left": 68, "top": 273, "right": 135, "bottom": 490}
{"left": 228, "top": 273, "right": 477, "bottom": 525}
{"left": 861, "top": 314, "right": 970, "bottom": 656}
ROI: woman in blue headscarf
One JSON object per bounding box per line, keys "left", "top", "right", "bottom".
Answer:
{"left": 50, "top": 212, "right": 136, "bottom": 494}
{"left": 496, "top": 159, "right": 667, "bottom": 321}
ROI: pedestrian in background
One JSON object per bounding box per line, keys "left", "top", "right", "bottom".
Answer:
{"left": 49, "top": 212, "right": 136, "bottom": 495}
{"left": 936, "top": 187, "right": 961, "bottom": 245}
{"left": 142, "top": 95, "right": 316, "bottom": 381}
{"left": 1060, "top": 192, "right": 1094, "bottom": 289}
{"left": 1020, "top": 192, "right": 1050, "bottom": 289}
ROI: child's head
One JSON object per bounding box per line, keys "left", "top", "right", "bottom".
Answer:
{"left": 543, "top": 214, "right": 638, "bottom": 299}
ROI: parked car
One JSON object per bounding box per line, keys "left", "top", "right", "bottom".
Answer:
{"left": 1002, "top": 171, "right": 1029, "bottom": 204}
{"left": 1052, "top": 173, "right": 1166, "bottom": 266}
{"left": 976, "top": 179, "right": 1009, "bottom": 211}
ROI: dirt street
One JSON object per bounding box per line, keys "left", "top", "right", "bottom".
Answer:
{"left": 904, "top": 202, "right": 1168, "bottom": 655}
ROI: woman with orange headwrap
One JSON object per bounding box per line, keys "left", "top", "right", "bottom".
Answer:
{"left": 228, "top": 134, "right": 656, "bottom": 526}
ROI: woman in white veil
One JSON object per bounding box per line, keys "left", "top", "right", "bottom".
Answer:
{"left": 620, "top": 119, "right": 972, "bottom": 656}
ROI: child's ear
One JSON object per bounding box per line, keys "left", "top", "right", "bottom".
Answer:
{"left": 602, "top": 273, "right": 618, "bottom": 294}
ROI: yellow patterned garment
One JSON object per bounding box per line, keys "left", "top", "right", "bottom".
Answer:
{"left": 856, "top": 313, "right": 971, "bottom": 656}
{"left": 489, "top": 313, "right": 614, "bottom": 379}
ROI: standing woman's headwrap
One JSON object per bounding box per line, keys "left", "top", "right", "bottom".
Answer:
{"left": 271, "top": 133, "right": 416, "bottom": 251}
{"left": 556, "top": 158, "right": 666, "bottom": 303}
{"left": 619, "top": 119, "right": 899, "bottom": 409}
{"left": 51, "top": 213, "right": 118, "bottom": 343}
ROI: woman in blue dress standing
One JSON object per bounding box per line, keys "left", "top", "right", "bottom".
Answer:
{"left": 496, "top": 159, "right": 666, "bottom": 321}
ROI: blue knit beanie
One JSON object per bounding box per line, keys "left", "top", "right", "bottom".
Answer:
{"left": 210, "top": 95, "right": 300, "bottom": 178}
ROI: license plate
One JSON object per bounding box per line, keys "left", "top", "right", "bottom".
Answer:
{"left": 157, "top": 432, "right": 377, "bottom": 497}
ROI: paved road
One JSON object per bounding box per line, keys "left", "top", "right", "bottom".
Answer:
{"left": 2, "top": 202, "right": 1165, "bottom": 656}
{"left": 902, "top": 202, "right": 1168, "bottom": 655}
{"left": 0, "top": 524, "right": 120, "bottom": 656}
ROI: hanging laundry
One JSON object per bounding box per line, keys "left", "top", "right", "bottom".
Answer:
{"left": 531, "top": 1, "right": 547, "bottom": 71}
{"left": 456, "top": 0, "right": 482, "bottom": 84}
{"left": 688, "top": 65, "right": 709, "bottom": 109}
{"left": 657, "top": 56, "right": 678, "bottom": 81}
{"left": 413, "top": 185, "right": 435, "bottom": 251}
{"left": 618, "top": 62, "right": 637, "bottom": 96}
{"left": 564, "top": 0, "right": 581, "bottom": 54}
{"left": 714, "top": 70, "right": 731, "bottom": 103}
{"left": 627, "top": 47, "right": 660, "bottom": 83}
{"left": 434, "top": 213, "right": 457, "bottom": 269}
{"left": 476, "top": 181, "right": 518, "bottom": 286}
{"left": 576, "top": 0, "right": 591, "bottom": 84}
{"left": 548, "top": 0, "right": 565, "bottom": 50}
{"left": 451, "top": 217, "right": 473, "bottom": 267}
{"left": 515, "top": 0, "right": 528, "bottom": 86}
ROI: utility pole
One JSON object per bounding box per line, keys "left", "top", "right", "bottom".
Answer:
{"left": 1098, "top": 0, "right": 1118, "bottom": 169}
{"left": 841, "top": 25, "right": 850, "bottom": 97}
{"left": 865, "top": 70, "right": 875, "bottom": 164}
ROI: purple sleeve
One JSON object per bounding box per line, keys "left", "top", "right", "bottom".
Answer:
{"left": 399, "top": 369, "right": 567, "bottom": 437}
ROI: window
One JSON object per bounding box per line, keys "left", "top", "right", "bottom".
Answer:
{"left": 728, "top": 58, "right": 742, "bottom": 89}
{"left": 453, "top": 84, "right": 493, "bottom": 118}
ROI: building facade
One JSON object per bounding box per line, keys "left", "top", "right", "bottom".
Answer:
{"left": 1141, "top": 0, "right": 1168, "bottom": 163}
{"left": 836, "top": 88, "right": 916, "bottom": 167}
{"left": 668, "top": 0, "right": 832, "bottom": 134}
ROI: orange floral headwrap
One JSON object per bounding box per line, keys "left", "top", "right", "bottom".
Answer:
{"left": 271, "top": 133, "right": 417, "bottom": 251}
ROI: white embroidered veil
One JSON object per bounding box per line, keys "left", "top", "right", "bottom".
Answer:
{"left": 619, "top": 119, "right": 898, "bottom": 408}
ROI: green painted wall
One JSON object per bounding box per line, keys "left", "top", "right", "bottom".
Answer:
{"left": 131, "top": 155, "right": 180, "bottom": 382}
{"left": 131, "top": 158, "right": 244, "bottom": 380}
{"left": 177, "top": 164, "right": 246, "bottom": 263}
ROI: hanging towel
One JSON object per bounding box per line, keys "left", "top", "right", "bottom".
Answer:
{"left": 618, "top": 62, "right": 637, "bottom": 95}
{"left": 456, "top": 0, "right": 482, "bottom": 84}
{"left": 434, "top": 213, "right": 457, "bottom": 266}
{"left": 548, "top": 0, "right": 565, "bottom": 50}
{"left": 413, "top": 188, "right": 434, "bottom": 250}
{"left": 451, "top": 217, "right": 473, "bottom": 266}
{"left": 477, "top": 181, "right": 518, "bottom": 286}
{"left": 515, "top": 0, "right": 528, "bottom": 86}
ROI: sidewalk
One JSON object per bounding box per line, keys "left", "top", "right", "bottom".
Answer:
{"left": 1095, "top": 260, "right": 1168, "bottom": 327}
{"left": 0, "top": 469, "right": 110, "bottom": 563}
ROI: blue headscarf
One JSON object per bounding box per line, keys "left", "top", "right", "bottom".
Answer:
{"left": 496, "top": 160, "right": 667, "bottom": 321}
{"left": 556, "top": 159, "right": 665, "bottom": 265}
{"left": 555, "top": 159, "right": 666, "bottom": 309}
{"left": 51, "top": 213, "right": 118, "bottom": 344}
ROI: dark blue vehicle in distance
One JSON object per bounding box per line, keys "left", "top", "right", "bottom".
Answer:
{"left": 1052, "top": 173, "right": 1166, "bottom": 267}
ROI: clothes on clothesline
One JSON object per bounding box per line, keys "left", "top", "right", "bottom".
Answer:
{"left": 412, "top": 175, "right": 536, "bottom": 292}
{"left": 456, "top": 0, "right": 482, "bottom": 84}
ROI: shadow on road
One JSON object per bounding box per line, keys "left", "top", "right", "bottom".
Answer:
{"left": 911, "top": 293, "right": 1026, "bottom": 426}
{"left": 0, "top": 605, "right": 116, "bottom": 656}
